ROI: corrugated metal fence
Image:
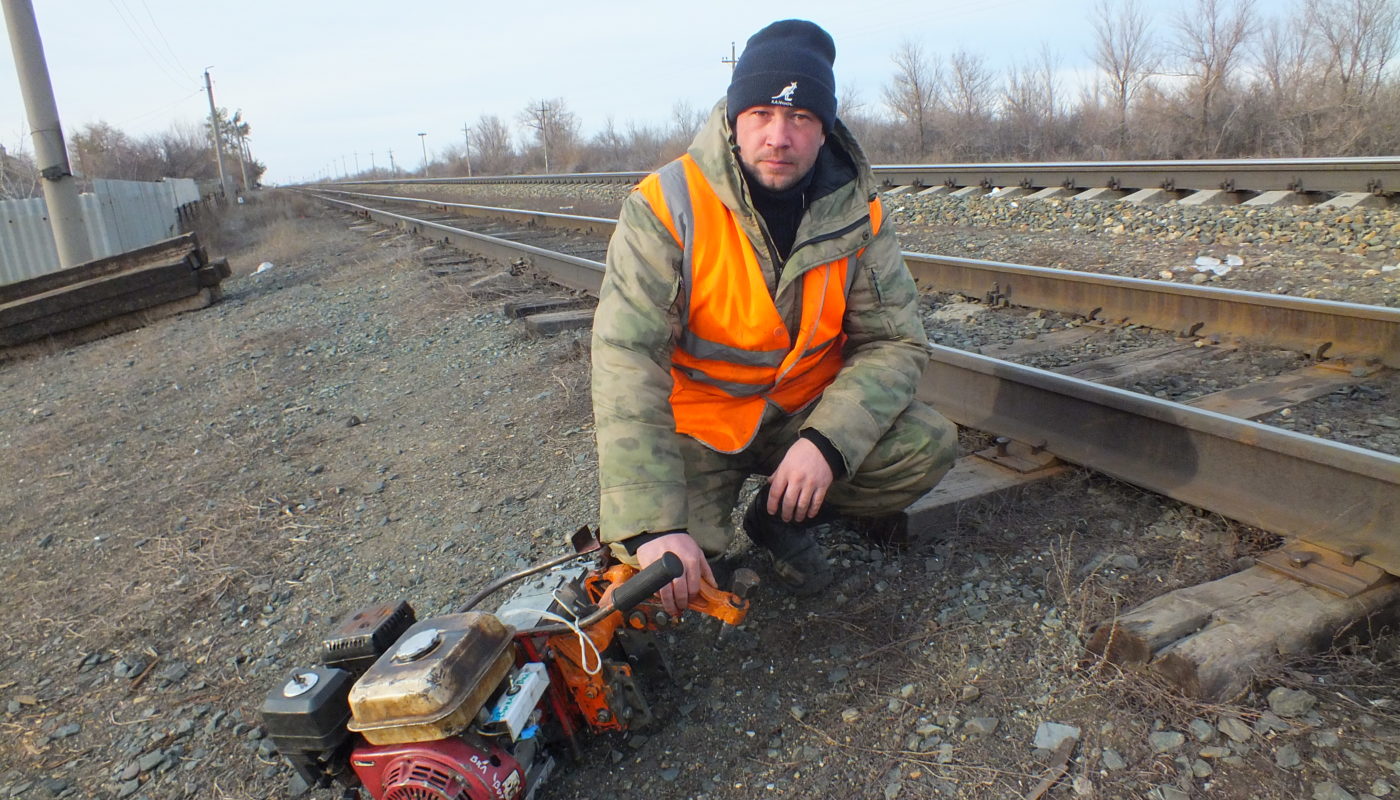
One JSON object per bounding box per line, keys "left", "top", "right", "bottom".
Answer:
{"left": 0, "top": 177, "right": 201, "bottom": 286}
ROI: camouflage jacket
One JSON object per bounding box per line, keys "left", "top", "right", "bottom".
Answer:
{"left": 591, "top": 100, "right": 929, "bottom": 548}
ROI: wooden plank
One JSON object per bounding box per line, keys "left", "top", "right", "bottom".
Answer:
{"left": 1085, "top": 566, "right": 1400, "bottom": 701}
{"left": 1186, "top": 364, "right": 1371, "bottom": 419}
{"left": 906, "top": 455, "right": 1070, "bottom": 538}
{"left": 0, "top": 270, "right": 201, "bottom": 345}
{"left": 1053, "top": 342, "right": 1229, "bottom": 387}
{"left": 0, "top": 233, "right": 196, "bottom": 304}
{"left": 523, "top": 309, "right": 594, "bottom": 336}
{"left": 502, "top": 297, "right": 588, "bottom": 319}
{"left": 0, "top": 256, "right": 196, "bottom": 329}
{"left": 0, "top": 288, "right": 216, "bottom": 363}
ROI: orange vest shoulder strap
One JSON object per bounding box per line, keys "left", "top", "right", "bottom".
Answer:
{"left": 856, "top": 195, "right": 883, "bottom": 260}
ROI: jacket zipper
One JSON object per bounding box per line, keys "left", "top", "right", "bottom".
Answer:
{"left": 788, "top": 213, "right": 872, "bottom": 266}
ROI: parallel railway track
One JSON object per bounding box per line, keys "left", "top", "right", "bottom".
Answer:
{"left": 320, "top": 155, "right": 1400, "bottom": 205}
{"left": 302, "top": 188, "right": 1400, "bottom": 583}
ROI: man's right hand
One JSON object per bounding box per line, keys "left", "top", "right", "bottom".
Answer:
{"left": 634, "top": 532, "right": 714, "bottom": 617}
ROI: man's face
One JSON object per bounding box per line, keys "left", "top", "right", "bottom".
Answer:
{"left": 734, "top": 105, "right": 826, "bottom": 192}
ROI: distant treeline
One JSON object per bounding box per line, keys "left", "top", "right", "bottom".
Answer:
{"left": 0, "top": 107, "right": 262, "bottom": 200}
{"left": 399, "top": 0, "right": 1397, "bottom": 179}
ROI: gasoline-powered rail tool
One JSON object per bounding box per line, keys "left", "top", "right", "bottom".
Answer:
{"left": 260, "top": 528, "right": 757, "bottom": 799}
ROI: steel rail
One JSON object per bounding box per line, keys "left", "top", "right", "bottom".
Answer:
{"left": 310, "top": 192, "right": 603, "bottom": 294}
{"left": 314, "top": 156, "right": 1400, "bottom": 196}
{"left": 305, "top": 188, "right": 1400, "bottom": 574}
{"left": 316, "top": 188, "right": 1400, "bottom": 367}
{"left": 906, "top": 255, "right": 1400, "bottom": 368}
{"left": 313, "top": 189, "right": 617, "bottom": 236}
{"left": 875, "top": 156, "right": 1400, "bottom": 195}
{"left": 920, "top": 346, "right": 1400, "bottom": 575}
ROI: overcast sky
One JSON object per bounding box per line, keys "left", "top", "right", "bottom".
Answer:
{"left": 1, "top": 0, "right": 1234, "bottom": 184}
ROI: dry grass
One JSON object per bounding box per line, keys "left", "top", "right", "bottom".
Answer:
{"left": 189, "top": 190, "right": 320, "bottom": 273}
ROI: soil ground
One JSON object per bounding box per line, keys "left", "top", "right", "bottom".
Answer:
{"left": 1, "top": 191, "right": 1398, "bottom": 800}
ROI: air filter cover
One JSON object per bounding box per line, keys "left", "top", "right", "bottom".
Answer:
{"left": 261, "top": 666, "right": 354, "bottom": 753}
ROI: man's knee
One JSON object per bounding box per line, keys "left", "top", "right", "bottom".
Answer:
{"left": 839, "top": 401, "right": 957, "bottom": 509}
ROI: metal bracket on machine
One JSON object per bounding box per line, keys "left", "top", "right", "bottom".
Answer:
{"left": 1257, "top": 541, "right": 1394, "bottom": 598}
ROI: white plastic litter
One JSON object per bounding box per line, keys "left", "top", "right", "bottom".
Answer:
{"left": 1226, "top": 254, "right": 1245, "bottom": 266}
{"left": 1187, "top": 256, "right": 1232, "bottom": 276}
{"left": 254, "top": 261, "right": 274, "bottom": 275}
{"left": 1383, "top": 265, "right": 1399, "bottom": 273}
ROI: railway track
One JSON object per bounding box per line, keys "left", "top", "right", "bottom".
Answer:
{"left": 321, "top": 155, "right": 1400, "bottom": 208}
{"left": 304, "top": 187, "right": 1399, "bottom": 585}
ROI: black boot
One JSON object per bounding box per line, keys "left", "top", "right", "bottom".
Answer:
{"left": 849, "top": 511, "right": 910, "bottom": 549}
{"left": 741, "top": 487, "right": 834, "bottom": 596}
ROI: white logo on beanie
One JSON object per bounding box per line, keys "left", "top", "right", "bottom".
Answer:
{"left": 771, "top": 81, "right": 798, "bottom": 105}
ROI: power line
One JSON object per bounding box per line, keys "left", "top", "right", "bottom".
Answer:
{"left": 118, "top": 0, "right": 186, "bottom": 79}
{"left": 139, "top": 0, "right": 191, "bottom": 78}
{"left": 115, "top": 87, "right": 203, "bottom": 127}
{"left": 105, "top": 0, "right": 190, "bottom": 91}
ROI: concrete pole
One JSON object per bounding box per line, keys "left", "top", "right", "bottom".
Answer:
{"left": 2, "top": 0, "right": 91, "bottom": 266}
{"left": 235, "top": 128, "right": 250, "bottom": 194}
{"left": 462, "top": 123, "right": 472, "bottom": 178}
{"left": 203, "top": 69, "right": 230, "bottom": 201}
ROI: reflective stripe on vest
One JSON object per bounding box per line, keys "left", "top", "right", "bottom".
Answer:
{"left": 635, "top": 154, "right": 883, "bottom": 453}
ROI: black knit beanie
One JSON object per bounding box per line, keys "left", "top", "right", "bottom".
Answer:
{"left": 726, "top": 20, "right": 837, "bottom": 131}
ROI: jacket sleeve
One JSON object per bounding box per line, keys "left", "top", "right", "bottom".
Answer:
{"left": 799, "top": 214, "right": 930, "bottom": 473}
{"left": 591, "top": 190, "right": 690, "bottom": 549}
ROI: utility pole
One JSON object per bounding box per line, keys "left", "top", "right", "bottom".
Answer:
{"left": 353, "top": 151, "right": 359, "bottom": 174}
{"left": 722, "top": 41, "right": 737, "bottom": 71}
{"left": 370, "top": 150, "right": 376, "bottom": 174}
{"left": 387, "top": 148, "right": 396, "bottom": 176}
{"left": 235, "top": 125, "right": 250, "bottom": 194}
{"left": 417, "top": 132, "right": 427, "bottom": 172}
{"left": 461, "top": 123, "right": 472, "bottom": 178}
{"left": 239, "top": 132, "right": 254, "bottom": 189}
{"left": 203, "top": 68, "right": 231, "bottom": 201}
{"left": 2, "top": 0, "right": 91, "bottom": 266}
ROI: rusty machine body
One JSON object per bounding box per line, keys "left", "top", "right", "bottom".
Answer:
{"left": 261, "top": 530, "right": 755, "bottom": 799}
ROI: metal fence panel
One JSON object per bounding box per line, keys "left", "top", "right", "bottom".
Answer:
{"left": 0, "top": 196, "right": 60, "bottom": 285}
{"left": 0, "top": 178, "right": 198, "bottom": 287}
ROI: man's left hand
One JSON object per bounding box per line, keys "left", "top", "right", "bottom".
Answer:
{"left": 767, "top": 438, "right": 834, "bottom": 523}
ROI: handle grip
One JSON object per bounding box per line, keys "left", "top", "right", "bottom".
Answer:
{"left": 610, "top": 552, "right": 684, "bottom": 613}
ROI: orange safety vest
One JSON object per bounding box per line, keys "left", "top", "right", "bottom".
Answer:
{"left": 635, "top": 154, "right": 883, "bottom": 453}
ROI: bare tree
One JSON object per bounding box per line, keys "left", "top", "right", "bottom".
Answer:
{"left": 518, "top": 97, "right": 580, "bottom": 173}
{"left": 1092, "top": 0, "right": 1159, "bottom": 156}
{"left": 669, "top": 100, "right": 705, "bottom": 143}
{"left": 1306, "top": 0, "right": 1400, "bottom": 102}
{"left": 0, "top": 141, "right": 39, "bottom": 199}
{"left": 1002, "top": 45, "right": 1064, "bottom": 159}
{"left": 882, "top": 40, "right": 941, "bottom": 158}
{"left": 471, "top": 114, "right": 516, "bottom": 176}
{"left": 1171, "top": 0, "right": 1259, "bottom": 152}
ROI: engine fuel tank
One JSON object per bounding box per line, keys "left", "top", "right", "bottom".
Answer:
{"left": 348, "top": 612, "right": 515, "bottom": 745}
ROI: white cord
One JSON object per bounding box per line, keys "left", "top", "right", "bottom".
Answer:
{"left": 499, "top": 607, "right": 603, "bottom": 676}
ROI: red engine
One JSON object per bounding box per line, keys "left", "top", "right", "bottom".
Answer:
{"left": 350, "top": 738, "right": 526, "bottom": 800}
{"left": 259, "top": 536, "right": 753, "bottom": 799}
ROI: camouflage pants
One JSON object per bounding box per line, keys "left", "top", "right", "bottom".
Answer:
{"left": 679, "top": 400, "right": 958, "bottom": 556}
